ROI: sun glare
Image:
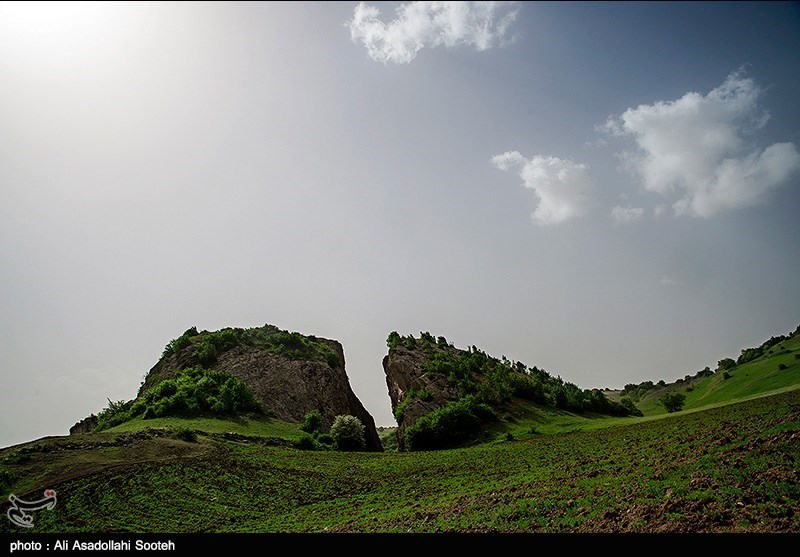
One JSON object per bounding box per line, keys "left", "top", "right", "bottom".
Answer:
{"left": 0, "top": 1, "right": 136, "bottom": 58}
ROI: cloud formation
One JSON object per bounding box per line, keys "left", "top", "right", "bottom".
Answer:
{"left": 597, "top": 71, "right": 800, "bottom": 217}
{"left": 603, "top": 70, "right": 800, "bottom": 217}
{"left": 611, "top": 205, "right": 644, "bottom": 226}
{"left": 346, "top": 1, "right": 519, "bottom": 64}
{"left": 492, "top": 151, "right": 594, "bottom": 225}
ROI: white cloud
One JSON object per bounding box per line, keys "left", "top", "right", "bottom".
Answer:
{"left": 611, "top": 205, "right": 644, "bottom": 226}
{"left": 491, "top": 151, "right": 594, "bottom": 225}
{"left": 660, "top": 275, "right": 679, "bottom": 286}
{"left": 603, "top": 70, "right": 800, "bottom": 217}
{"left": 653, "top": 204, "right": 667, "bottom": 217}
{"left": 346, "top": 1, "right": 519, "bottom": 64}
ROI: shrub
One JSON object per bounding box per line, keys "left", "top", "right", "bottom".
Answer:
{"left": 619, "top": 397, "right": 643, "bottom": 417}
{"left": 404, "top": 396, "right": 494, "bottom": 451}
{"left": 300, "top": 410, "right": 323, "bottom": 434}
{"left": 317, "top": 433, "right": 334, "bottom": 446}
{"left": 717, "top": 358, "right": 736, "bottom": 372}
{"left": 0, "top": 469, "right": 15, "bottom": 492}
{"left": 660, "top": 392, "right": 686, "bottom": 413}
{"left": 417, "top": 388, "right": 433, "bottom": 402}
{"left": 294, "top": 434, "right": 316, "bottom": 451}
{"left": 330, "top": 415, "right": 366, "bottom": 451}
{"left": 175, "top": 427, "right": 197, "bottom": 442}
{"left": 94, "top": 399, "right": 134, "bottom": 431}
{"left": 197, "top": 342, "right": 217, "bottom": 367}
{"left": 723, "top": 371, "right": 732, "bottom": 380}
{"left": 505, "top": 432, "right": 514, "bottom": 441}
{"left": 393, "top": 388, "right": 416, "bottom": 423}
{"left": 387, "top": 331, "right": 402, "bottom": 349}
{"left": 778, "top": 363, "right": 788, "bottom": 371}
{"left": 134, "top": 367, "right": 262, "bottom": 421}
{"left": 162, "top": 326, "right": 198, "bottom": 358}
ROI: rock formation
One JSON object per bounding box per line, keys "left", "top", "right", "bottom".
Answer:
{"left": 141, "top": 332, "right": 382, "bottom": 451}
{"left": 383, "top": 346, "right": 457, "bottom": 450}
{"left": 69, "top": 414, "right": 98, "bottom": 435}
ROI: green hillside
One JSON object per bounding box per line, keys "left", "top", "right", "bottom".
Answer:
{"left": 107, "top": 415, "right": 302, "bottom": 440}
{"left": 1, "top": 389, "right": 797, "bottom": 532}
{"left": 636, "top": 330, "right": 800, "bottom": 416}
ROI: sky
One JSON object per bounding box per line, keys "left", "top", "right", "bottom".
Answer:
{"left": 1, "top": 1, "right": 799, "bottom": 448}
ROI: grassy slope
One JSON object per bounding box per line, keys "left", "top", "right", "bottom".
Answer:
{"left": 638, "top": 334, "right": 800, "bottom": 416}
{"left": 107, "top": 415, "right": 301, "bottom": 440}
{"left": 2, "top": 389, "right": 798, "bottom": 533}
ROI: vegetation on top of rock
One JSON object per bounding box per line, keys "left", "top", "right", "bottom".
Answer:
{"left": 386, "top": 331, "right": 642, "bottom": 450}
{"left": 94, "top": 367, "right": 263, "bottom": 431}
{"left": 388, "top": 331, "right": 640, "bottom": 417}
{"left": 161, "top": 323, "right": 340, "bottom": 368}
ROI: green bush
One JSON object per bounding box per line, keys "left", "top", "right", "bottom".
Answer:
{"left": 405, "top": 396, "right": 494, "bottom": 451}
{"left": 197, "top": 341, "right": 217, "bottom": 367}
{"left": 317, "top": 433, "right": 334, "bottom": 446}
{"left": 778, "top": 363, "right": 788, "bottom": 371}
{"left": 330, "top": 415, "right": 366, "bottom": 451}
{"left": 0, "top": 469, "right": 15, "bottom": 492}
{"left": 660, "top": 392, "right": 686, "bottom": 413}
{"left": 717, "top": 358, "right": 736, "bottom": 372}
{"left": 723, "top": 371, "right": 732, "bottom": 380}
{"left": 393, "top": 388, "right": 417, "bottom": 423}
{"left": 387, "top": 331, "right": 402, "bottom": 350}
{"left": 619, "top": 397, "right": 643, "bottom": 417}
{"left": 162, "top": 326, "right": 198, "bottom": 358}
{"left": 94, "top": 399, "right": 134, "bottom": 431}
{"left": 175, "top": 427, "right": 197, "bottom": 442}
{"left": 417, "top": 388, "right": 433, "bottom": 402}
{"left": 505, "top": 432, "right": 514, "bottom": 442}
{"left": 132, "top": 367, "right": 262, "bottom": 422}
{"left": 300, "top": 410, "right": 323, "bottom": 434}
{"left": 294, "top": 434, "right": 316, "bottom": 451}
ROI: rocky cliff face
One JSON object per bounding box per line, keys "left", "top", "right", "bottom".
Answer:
{"left": 383, "top": 346, "right": 458, "bottom": 450}
{"left": 141, "top": 336, "right": 382, "bottom": 451}
{"left": 69, "top": 414, "right": 98, "bottom": 435}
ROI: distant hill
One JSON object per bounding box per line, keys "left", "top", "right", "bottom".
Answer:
{"left": 610, "top": 325, "right": 800, "bottom": 416}
{"left": 383, "top": 332, "right": 640, "bottom": 450}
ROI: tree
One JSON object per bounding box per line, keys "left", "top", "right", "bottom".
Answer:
{"left": 330, "top": 415, "right": 365, "bottom": 451}
{"left": 717, "top": 358, "right": 736, "bottom": 371}
{"left": 387, "top": 331, "right": 402, "bottom": 349}
{"left": 660, "top": 392, "right": 686, "bottom": 413}
{"left": 300, "top": 410, "right": 323, "bottom": 434}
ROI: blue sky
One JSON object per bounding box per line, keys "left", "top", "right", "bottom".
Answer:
{"left": 1, "top": 2, "right": 799, "bottom": 446}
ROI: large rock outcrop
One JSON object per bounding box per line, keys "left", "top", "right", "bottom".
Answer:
{"left": 383, "top": 346, "right": 457, "bottom": 450}
{"left": 142, "top": 334, "right": 382, "bottom": 451}
{"left": 69, "top": 414, "right": 98, "bottom": 435}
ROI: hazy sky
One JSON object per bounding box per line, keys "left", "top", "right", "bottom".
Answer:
{"left": 2, "top": 1, "right": 799, "bottom": 448}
